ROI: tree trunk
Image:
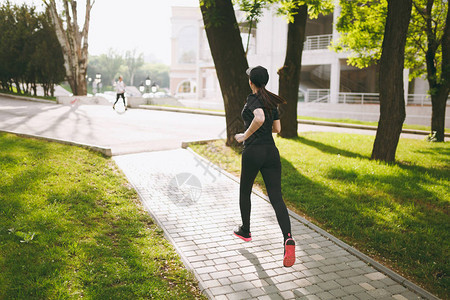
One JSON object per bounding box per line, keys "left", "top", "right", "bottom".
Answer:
{"left": 200, "top": 0, "right": 249, "bottom": 146}
{"left": 46, "top": 0, "right": 92, "bottom": 96}
{"left": 430, "top": 2, "right": 450, "bottom": 142}
{"left": 371, "top": 0, "right": 412, "bottom": 162}
{"left": 278, "top": 4, "right": 308, "bottom": 138}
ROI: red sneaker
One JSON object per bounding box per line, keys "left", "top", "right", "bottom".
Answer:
{"left": 233, "top": 226, "right": 252, "bottom": 242}
{"left": 283, "top": 238, "right": 295, "bottom": 267}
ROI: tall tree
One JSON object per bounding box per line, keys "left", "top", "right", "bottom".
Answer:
{"left": 0, "top": 2, "right": 64, "bottom": 96}
{"left": 45, "top": 0, "right": 94, "bottom": 96}
{"left": 277, "top": 3, "right": 308, "bottom": 138}
{"left": 200, "top": 0, "right": 249, "bottom": 146}
{"left": 372, "top": 0, "right": 412, "bottom": 161}
{"left": 410, "top": 0, "right": 449, "bottom": 142}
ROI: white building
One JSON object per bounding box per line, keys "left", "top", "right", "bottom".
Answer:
{"left": 170, "top": 5, "right": 432, "bottom": 106}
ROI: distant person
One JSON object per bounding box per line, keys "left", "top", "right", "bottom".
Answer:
{"left": 113, "top": 76, "right": 126, "bottom": 110}
{"left": 233, "top": 66, "right": 295, "bottom": 267}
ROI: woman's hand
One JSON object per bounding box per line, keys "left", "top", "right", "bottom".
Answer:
{"left": 234, "top": 133, "right": 246, "bottom": 143}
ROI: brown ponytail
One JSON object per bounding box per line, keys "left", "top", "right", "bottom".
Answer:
{"left": 256, "top": 85, "right": 287, "bottom": 113}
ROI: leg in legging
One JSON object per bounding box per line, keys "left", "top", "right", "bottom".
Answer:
{"left": 260, "top": 146, "right": 292, "bottom": 241}
{"left": 113, "top": 94, "right": 120, "bottom": 106}
{"left": 239, "top": 146, "right": 262, "bottom": 233}
{"left": 121, "top": 93, "right": 126, "bottom": 106}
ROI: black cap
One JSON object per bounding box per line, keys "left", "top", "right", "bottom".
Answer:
{"left": 246, "top": 66, "right": 269, "bottom": 87}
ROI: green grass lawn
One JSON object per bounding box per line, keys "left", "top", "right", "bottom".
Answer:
{"left": 0, "top": 90, "right": 57, "bottom": 102}
{"left": 297, "top": 116, "right": 450, "bottom": 133}
{"left": 0, "top": 133, "right": 205, "bottom": 299}
{"left": 191, "top": 133, "right": 449, "bottom": 299}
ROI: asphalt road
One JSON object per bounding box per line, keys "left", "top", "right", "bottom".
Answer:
{"left": 0, "top": 96, "right": 434, "bottom": 156}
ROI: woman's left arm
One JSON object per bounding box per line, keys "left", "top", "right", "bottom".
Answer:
{"left": 235, "top": 108, "right": 265, "bottom": 143}
{"left": 272, "top": 119, "right": 281, "bottom": 133}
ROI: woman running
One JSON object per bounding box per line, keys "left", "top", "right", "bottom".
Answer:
{"left": 233, "top": 65, "right": 295, "bottom": 267}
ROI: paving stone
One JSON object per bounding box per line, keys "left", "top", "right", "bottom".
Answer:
{"left": 365, "top": 271, "right": 387, "bottom": 281}
{"left": 210, "top": 285, "right": 234, "bottom": 295}
{"left": 230, "top": 281, "right": 255, "bottom": 292}
{"left": 247, "top": 288, "right": 266, "bottom": 298}
{"left": 306, "top": 275, "right": 325, "bottom": 285}
{"left": 369, "top": 279, "right": 388, "bottom": 289}
{"left": 317, "top": 280, "right": 341, "bottom": 291}
{"left": 353, "top": 291, "right": 374, "bottom": 300}
{"left": 386, "top": 284, "right": 408, "bottom": 294}
{"left": 228, "top": 275, "right": 246, "bottom": 284}
{"left": 201, "top": 279, "right": 221, "bottom": 289}
{"left": 276, "top": 281, "right": 299, "bottom": 292}
{"left": 366, "top": 288, "right": 390, "bottom": 298}
{"left": 272, "top": 273, "right": 297, "bottom": 284}
{"left": 316, "top": 291, "right": 335, "bottom": 299}
{"left": 318, "top": 272, "right": 340, "bottom": 281}
{"left": 349, "top": 275, "right": 370, "bottom": 284}
{"left": 227, "top": 291, "right": 252, "bottom": 300}
{"left": 305, "top": 284, "right": 325, "bottom": 294}
{"left": 392, "top": 294, "right": 409, "bottom": 300}
{"left": 329, "top": 288, "right": 348, "bottom": 298}
{"left": 359, "top": 282, "right": 375, "bottom": 291}
{"left": 210, "top": 270, "right": 233, "bottom": 280}
{"left": 199, "top": 273, "right": 212, "bottom": 281}
{"left": 303, "top": 268, "right": 324, "bottom": 277}
{"left": 196, "top": 266, "right": 217, "bottom": 274}
{"left": 343, "top": 284, "right": 366, "bottom": 294}
{"left": 279, "top": 290, "right": 296, "bottom": 299}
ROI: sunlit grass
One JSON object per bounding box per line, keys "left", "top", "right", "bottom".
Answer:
{"left": 191, "top": 133, "right": 449, "bottom": 299}
{"left": 0, "top": 90, "right": 57, "bottom": 101}
{"left": 297, "top": 116, "right": 449, "bottom": 133}
{"left": 0, "top": 133, "right": 205, "bottom": 299}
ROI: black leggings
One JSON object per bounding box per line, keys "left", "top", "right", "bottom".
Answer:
{"left": 114, "top": 93, "right": 126, "bottom": 106}
{"left": 239, "top": 143, "right": 291, "bottom": 240}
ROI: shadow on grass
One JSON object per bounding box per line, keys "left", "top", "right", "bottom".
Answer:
{"left": 292, "top": 136, "right": 366, "bottom": 159}
{"left": 1, "top": 182, "right": 191, "bottom": 299}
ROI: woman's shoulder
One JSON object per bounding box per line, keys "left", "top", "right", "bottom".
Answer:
{"left": 246, "top": 93, "right": 262, "bottom": 106}
{"left": 246, "top": 93, "right": 258, "bottom": 101}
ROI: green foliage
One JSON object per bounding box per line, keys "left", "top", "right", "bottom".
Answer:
{"left": 334, "top": 0, "right": 387, "bottom": 68}
{"left": 87, "top": 50, "right": 169, "bottom": 89}
{"left": 406, "top": 0, "right": 447, "bottom": 81}
{"left": 0, "top": 2, "right": 65, "bottom": 96}
{"left": 134, "top": 63, "right": 170, "bottom": 88}
{"left": 334, "top": 0, "right": 448, "bottom": 81}
{"left": 192, "top": 134, "right": 450, "bottom": 298}
{"left": 200, "top": 0, "right": 227, "bottom": 28}
{"left": 274, "top": 0, "right": 333, "bottom": 22}
{"left": 235, "top": 0, "right": 334, "bottom": 24}
{"left": 87, "top": 49, "right": 124, "bottom": 87}
{"left": 0, "top": 133, "right": 205, "bottom": 299}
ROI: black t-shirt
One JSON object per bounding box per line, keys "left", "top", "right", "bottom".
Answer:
{"left": 241, "top": 94, "right": 279, "bottom": 147}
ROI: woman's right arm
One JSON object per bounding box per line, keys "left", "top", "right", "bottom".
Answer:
{"left": 272, "top": 119, "right": 281, "bottom": 133}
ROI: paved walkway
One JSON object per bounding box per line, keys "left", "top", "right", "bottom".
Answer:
{"left": 113, "top": 149, "right": 434, "bottom": 300}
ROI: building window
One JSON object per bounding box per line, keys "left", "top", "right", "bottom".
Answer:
{"left": 177, "top": 26, "right": 197, "bottom": 64}
{"left": 177, "top": 80, "right": 196, "bottom": 94}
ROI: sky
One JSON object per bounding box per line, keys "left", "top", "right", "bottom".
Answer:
{"left": 9, "top": 0, "right": 199, "bottom": 64}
